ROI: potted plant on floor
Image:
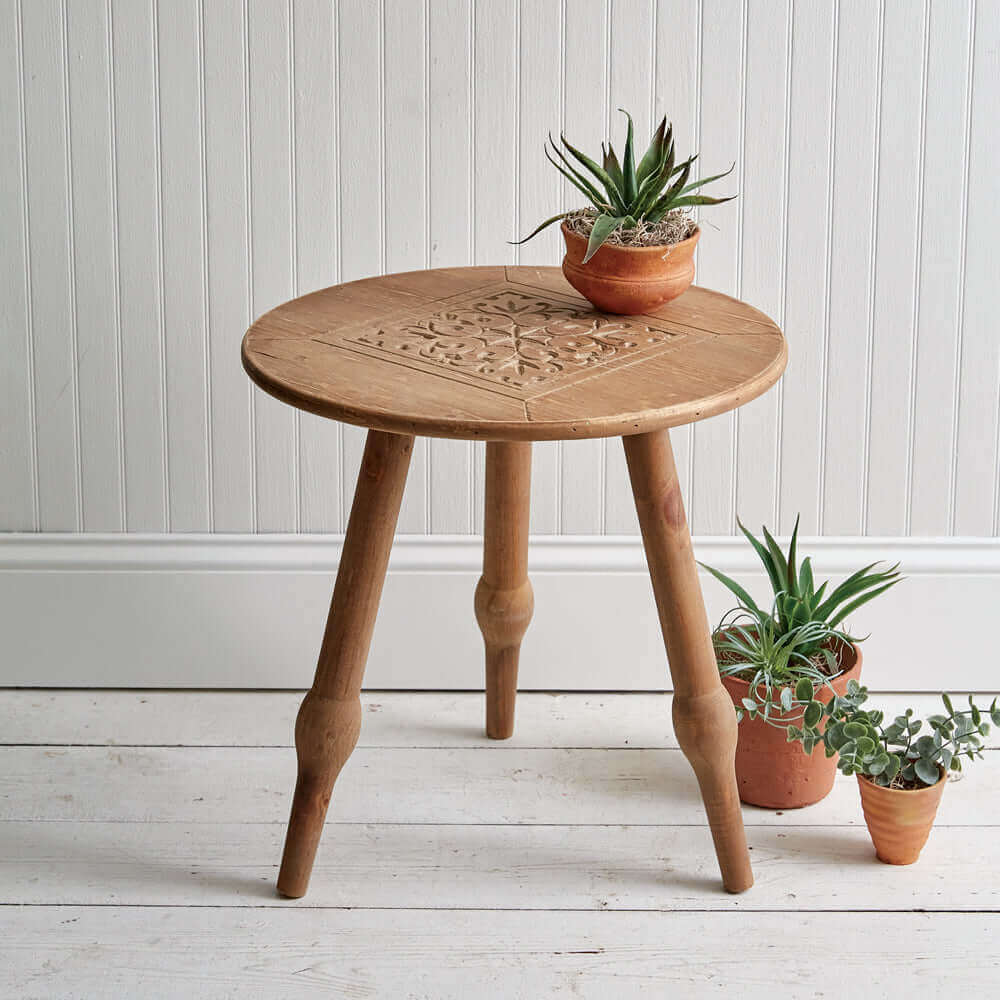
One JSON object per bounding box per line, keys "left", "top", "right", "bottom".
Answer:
{"left": 786, "top": 684, "right": 999, "bottom": 864}
{"left": 701, "top": 517, "right": 902, "bottom": 809}
{"left": 514, "top": 110, "right": 735, "bottom": 314}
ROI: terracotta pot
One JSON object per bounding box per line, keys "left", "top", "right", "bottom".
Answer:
{"left": 857, "top": 768, "right": 946, "bottom": 865}
{"left": 560, "top": 222, "right": 699, "bottom": 314}
{"left": 720, "top": 641, "right": 863, "bottom": 809}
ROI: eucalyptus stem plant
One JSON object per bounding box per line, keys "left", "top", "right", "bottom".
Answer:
{"left": 785, "top": 683, "right": 999, "bottom": 789}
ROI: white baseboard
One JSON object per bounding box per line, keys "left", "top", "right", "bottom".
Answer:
{"left": 1, "top": 533, "right": 997, "bottom": 690}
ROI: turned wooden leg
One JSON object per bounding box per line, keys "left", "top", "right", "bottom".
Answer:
{"left": 277, "top": 430, "right": 413, "bottom": 898}
{"left": 623, "top": 429, "right": 754, "bottom": 894}
{"left": 475, "top": 441, "right": 533, "bottom": 739}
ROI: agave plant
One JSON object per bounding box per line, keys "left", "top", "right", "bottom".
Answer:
{"left": 701, "top": 515, "right": 903, "bottom": 659}
{"left": 515, "top": 109, "right": 735, "bottom": 263}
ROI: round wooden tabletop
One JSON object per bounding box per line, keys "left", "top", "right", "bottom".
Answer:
{"left": 242, "top": 265, "right": 786, "bottom": 442}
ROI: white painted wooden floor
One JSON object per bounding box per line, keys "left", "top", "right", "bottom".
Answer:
{"left": 2, "top": 691, "right": 999, "bottom": 997}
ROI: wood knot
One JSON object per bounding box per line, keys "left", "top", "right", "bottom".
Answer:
{"left": 661, "top": 483, "right": 686, "bottom": 528}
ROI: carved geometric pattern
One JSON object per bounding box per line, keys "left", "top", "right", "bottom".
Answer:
{"left": 342, "top": 288, "right": 679, "bottom": 392}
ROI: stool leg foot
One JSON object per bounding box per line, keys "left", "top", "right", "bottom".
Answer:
{"left": 277, "top": 430, "right": 413, "bottom": 899}
{"left": 476, "top": 441, "right": 533, "bottom": 740}
{"left": 623, "top": 429, "right": 753, "bottom": 894}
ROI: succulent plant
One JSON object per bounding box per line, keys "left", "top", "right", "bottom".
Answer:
{"left": 515, "top": 109, "right": 736, "bottom": 263}
{"left": 705, "top": 516, "right": 903, "bottom": 728}
{"left": 702, "top": 515, "right": 903, "bottom": 659}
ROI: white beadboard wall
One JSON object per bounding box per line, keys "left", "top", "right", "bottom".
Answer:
{"left": 2, "top": 0, "right": 998, "bottom": 540}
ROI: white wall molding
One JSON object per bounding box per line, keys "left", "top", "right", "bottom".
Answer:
{"left": 2, "top": 533, "right": 997, "bottom": 690}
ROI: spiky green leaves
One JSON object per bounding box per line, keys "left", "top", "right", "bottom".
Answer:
{"left": 515, "top": 110, "right": 737, "bottom": 259}
{"left": 703, "top": 515, "right": 903, "bottom": 658}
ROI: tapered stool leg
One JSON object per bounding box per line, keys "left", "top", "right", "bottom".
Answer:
{"left": 623, "top": 429, "right": 753, "bottom": 893}
{"left": 277, "top": 430, "right": 413, "bottom": 899}
{"left": 475, "top": 441, "right": 533, "bottom": 739}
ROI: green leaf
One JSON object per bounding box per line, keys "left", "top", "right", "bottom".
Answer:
{"left": 942, "top": 692, "right": 954, "bottom": 714}
{"left": 632, "top": 139, "right": 676, "bottom": 216}
{"left": 668, "top": 194, "right": 738, "bottom": 209}
{"left": 636, "top": 116, "right": 668, "bottom": 184}
{"left": 884, "top": 755, "right": 901, "bottom": 781}
{"left": 786, "top": 514, "right": 801, "bottom": 599}
{"left": 741, "top": 697, "right": 757, "bottom": 712}
{"left": 780, "top": 687, "right": 794, "bottom": 712}
{"left": 582, "top": 214, "right": 627, "bottom": 264}
{"left": 680, "top": 161, "right": 736, "bottom": 196}
{"left": 868, "top": 754, "right": 889, "bottom": 776}
{"left": 619, "top": 110, "right": 637, "bottom": 204}
{"left": 546, "top": 140, "right": 609, "bottom": 210}
{"left": 698, "top": 562, "right": 764, "bottom": 619}
{"left": 511, "top": 211, "right": 576, "bottom": 245}
{"left": 794, "top": 677, "right": 814, "bottom": 703}
{"left": 914, "top": 758, "right": 940, "bottom": 786}
{"left": 803, "top": 701, "right": 823, "bottom": 728}
{"left": 827, "top": 581, "right": 901, "bottom": 630}
{"left": 736, "top": 519, "right": 784, "bottom": 597}
{"left": 601, "top": 143, "right": 624, "bottom": 191}
{"left": 814, "top": 562, "right": 902, "bottom": 623}
{"left": 559, "top": 133, "right": 626, "bottom": 213}
{"left": 759, "top": 525, "right": 791, "bottom": 596}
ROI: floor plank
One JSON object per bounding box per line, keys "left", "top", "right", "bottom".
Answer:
{"left": 3, "top": 907, "right": 998, "bottom": 998}
{"left": 2, "top": 744, "right": 992, "bottom": 826}
{"left": 3, "top": 690, "right": 992, "bottom": 748}
{"left": 1, "top": 820, "right": 995, "bottom": 911}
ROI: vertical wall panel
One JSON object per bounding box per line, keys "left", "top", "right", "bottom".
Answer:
{"left": 157, "top": 0, "right": 211, "bottom": 531}
{"left": 204, "top": 0, "right": 253, "bottom": 532}
{"left": 336, "top": 0, "right": 383, "bottom": 526}
{"left": 690, "top": 0, "right": 744, "bottom": 535}
{"left": 383, "top": 0, "right": 429, "bottom": 533}
{"left": 111, "top": 0, "right": 167, "bottom": 530}
{"left": 65, "top": 0, "right": 123, "bottom": 530}
{"left": 821, "top": 0, "right": 880, "bottom": 535}
{"left": 777, "top": 0, "right": 835, "bottom": 534}
{"left": 734, "top": 0, "right": 788, "bottom": 532}
{"left": 865, "top": 0, "right": 927, "bottom": 535}
{"left": 651, "top": 0, "right": 699, "bottom": 531}
{"left": 603, "top": 0, "right": 653, "bottom": 534}
{"left": 560, "top": 0, "right": 608, "bottom": 535}
{"left": 427, "top": 0, "right": 474, "bottom": 533}
{"left": 21, "top": 0, "right": 80, "bottom": 530}
{"left": 0, "top": 0, "right": 36, "bottom": 529}
{"left": 908, "top": 0, "right": 971, "bottom": 536}
{"left": 953, "top": 0, "right": 1000, "bottom": 534}
{"left": 3, "top": 0, "right": 998, "bottom": 541}
{"left": 247, "top": 0, "right": 297, "bottom": 531}
{"left": 519, "top": 0, "right": 562, "bottom": 534}
{"left": 292, "top": 0, "right": 341, "bottom": 533}
{"left": 471, "top": 0, "right": 516, "bottom": 534}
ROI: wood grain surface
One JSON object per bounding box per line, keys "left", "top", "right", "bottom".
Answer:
{"left": 242, "top": 267, "right": 786, "bottom": 441}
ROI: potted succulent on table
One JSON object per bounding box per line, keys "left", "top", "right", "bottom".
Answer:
{"left": 701, "top": 517, "right": 902, "bottom": 809}
{"left": 786, "top": 684, "right": 999, "bottom": 864}
{"left": 515, "top": 110, "right": 735, "bottom": 314}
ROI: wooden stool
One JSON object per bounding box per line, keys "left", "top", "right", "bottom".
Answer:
{"left": 242, "top": 266, "right": 786, "bottom": 899}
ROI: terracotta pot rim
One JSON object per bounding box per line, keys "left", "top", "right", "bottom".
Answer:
{"left": 856, "top": 766, "right": 947, "bottom": 795}
{"left": 719, "top": 639, "right": 863, "bottom": 694}
{"left": 560, "top": 220, "right": 701, "bottom": 256}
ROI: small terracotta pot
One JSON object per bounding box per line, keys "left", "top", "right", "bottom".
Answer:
{"left": 720, "top": 641, "right": 863, "bottom": 809}
{"left": 560, "top": 222, "right": 699, "bottom": 315}
{"left": 857, "top": 768, "right": 946, "bottom": 865}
